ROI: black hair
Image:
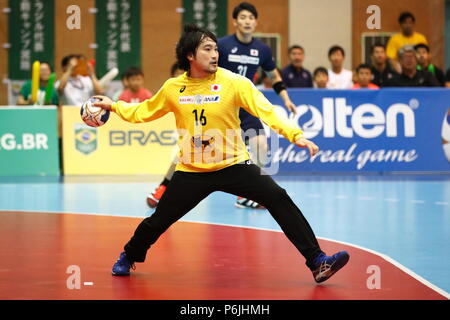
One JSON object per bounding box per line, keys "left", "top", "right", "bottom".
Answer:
{"left": 61, "top": 54, "right": 86, "bottom": 69}
{"left": 232, "top": 2, "right": 258, "bottom": 19}
{"left": 288, "top": 45, "right": 304, "bottom": 53}
{"left": 356, "top": 63, "right": 372, "bottom": 73}
{"left": 124, "top": 67, "right": 144, "bottom": 79}
{"left": 170, "top": 62, "right": 182, "bottom": 77}
{"left": 399, "top": 12, "right": 415, "bottom": 24}
{"left": 176, "top": 24, "right": 218, "bottom": 71}
{"left": 313, "top": 67, "right": 328, "bottom": 77}
{"left": 61, "top": 54, "right": 77, "bottom": 68}
{"left": 371, "top": 42, "right": 386, "bottom": 54}
{"left": 414, "top": 43, "right": 430, "bottom": 53}
{"left": 39, "top": 61, "right": 53, "bottom": 72}
{"left": 328, "top": 45, "right": 345, "bottom": 58}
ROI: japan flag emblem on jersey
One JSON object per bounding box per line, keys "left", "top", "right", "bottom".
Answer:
{"left": 211, "top": 84, "right": 221, "bottom": 92}
{"left": 250, "top": 49, "right": 259, "bottom": 56}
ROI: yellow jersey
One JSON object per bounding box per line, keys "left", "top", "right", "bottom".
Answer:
{"left": 112, "top": 67, "right": 303, "bottom": 172}
{"left": 386, "top": 32, "right": 428, "bottom": 60}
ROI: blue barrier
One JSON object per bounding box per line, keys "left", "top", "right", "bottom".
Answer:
{"left": 261, "top": 89, "right": 450, "bottom": 173}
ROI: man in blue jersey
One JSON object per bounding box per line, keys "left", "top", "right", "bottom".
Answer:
{"left": 146, "top": 2, "right": 297, "bottom": 209}
{"left": 217, "top": 2, "right": 297, "bottom": 209}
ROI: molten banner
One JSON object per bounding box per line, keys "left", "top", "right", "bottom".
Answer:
{"left": 261, "top": 89, "right": 450, "bottom": 173}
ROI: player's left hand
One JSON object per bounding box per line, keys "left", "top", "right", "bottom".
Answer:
{"left": 285, "top": 101, "right": 297, "bottom": 115}
{"left": 295, "top": 137, "right": 319, "bottom": 157}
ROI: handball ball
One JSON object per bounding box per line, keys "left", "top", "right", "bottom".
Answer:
{"left": 80, "top": 97, "right": 110, "bottom": 127}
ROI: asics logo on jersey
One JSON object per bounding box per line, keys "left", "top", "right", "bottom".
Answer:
{"left": 180, "top": 86, "right": 186, "bottom": 93}
{"left": 231, "top": 47, "right": 238, "bottom": 53}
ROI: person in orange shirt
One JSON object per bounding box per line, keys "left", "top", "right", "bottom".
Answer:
{"left": 386, "top": 12, "right": 428, "bottom": 73}
{"left": 118, "top": 67, "right": 152, "bottom": 103}
{"left": 352, "top": 64, "right": 379, "bottom": 90}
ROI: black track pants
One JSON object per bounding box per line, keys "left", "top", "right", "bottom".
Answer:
{"left": 124, "top": 162, "right": 323, "bottom": 270}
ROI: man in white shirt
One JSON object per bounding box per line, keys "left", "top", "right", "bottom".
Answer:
{"left": 327, "top": 45, "right": 353, "bottom": 89}
{"left": 57, "top": 54, "right": 104, "bottom": 106}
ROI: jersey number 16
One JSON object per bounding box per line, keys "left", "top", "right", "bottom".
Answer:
{"left": 193, "top": 109, "right": 207, "bottom": 126}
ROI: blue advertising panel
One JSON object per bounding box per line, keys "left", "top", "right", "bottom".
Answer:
{"left": 261, "top": 89, "right": 450, "bottom": 173}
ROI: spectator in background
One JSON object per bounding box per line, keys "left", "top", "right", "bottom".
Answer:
{"left": 386, "top": 12, "right": 428, "bottom": 73}
{"left": 370, "top": 43, "right": 397, "bottom": 87}
{"left": 389, "top": 45, "right": 439, "bottom": 87}
{"left": 255, "top": 71, "right": 272, "bottom": 90}
{"left": 446, "top": 68, "right": 450, "bottom": 88}
{"left": 281, "top": 45, "right": 313, "bottom": 88}
{"left": 414, "top": 43, "right": 446, "bottom": 86}
{"left": 57, "top": 54, "right": 104, "bottom": 106}
{"left": 118, "top": 67, "right": 152, "bottom": 103}
{"left": 170, "top": 61, "right": 185, "bottom": 78}
{"left": 112, "top": 72, "right": 129, "bottom": 101}
{"left": 327, "top": 45, "right": 353, "bottom": 89}
{"left": 17, "top": 61, "right": 59, "bottom": 106}
{"left": 352, "top": 64, "right": 379, "bottom": 89}
{"left": 313, "top": 67, "right": 329, "bottom": 89}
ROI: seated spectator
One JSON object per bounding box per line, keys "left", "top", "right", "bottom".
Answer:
{"left": 370, "top": 43, "right": 398, "bottom": 87}
{"left": 313, "top": 67, "right": 329, "bottom": 89}
{"left": 389, "top": 45, "right": 439, "bottom": 87}
{"left": 414, "top": 43, "right": 446, "bottom": 86}
{"left": 327, "top": 45, "right": 353, "bottom": 89}
{"left": 386, "top": 12, "right": 428, "bottom": 73}
{"left": 57, "top": 54, "right": 104, "bottom": 106}
{"left": 17, "top": 61, "right": 59, "bottom": 106}
{"left": 352, "top": 64, "right": 379, "bottom": 89}
{"left": 281, "top": 45, "right": 313, "bottom": 88}
{"left": 118, "top": 67, "right": 152, "bottom": 103}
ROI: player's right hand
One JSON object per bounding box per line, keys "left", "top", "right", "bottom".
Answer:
{"left": 92, "top": 95, "right": 113, "bottom": 111}
{"left": 295, "top": 137, "right": 319, "bottom": 157}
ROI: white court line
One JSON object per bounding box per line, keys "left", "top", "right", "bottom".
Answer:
{"left": 0, "top": 208, "right": 145, "bottom": 219}
{"left": 318, "top": 235, "right": 450, "bottom": 300}
{"left": 181, "top": 219, "right": 450, "bottom": 300}
{"left": 1, "top": 209, "right": 449, "bottom": 299}
{"left": 434, "top": 202, "right": 449, "bottom": 206}
{"left": 411, "top": 200, "right": 425, "bottom": 204}
{"left": 384, "top": 198, "right": 399, "bottom": 202}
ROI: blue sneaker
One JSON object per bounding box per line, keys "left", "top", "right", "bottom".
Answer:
{"left": 112, "top": 252, "right": 135, "bottom": 276}
{"left": 311, "top": 251, "right": 350, "bottom": 283}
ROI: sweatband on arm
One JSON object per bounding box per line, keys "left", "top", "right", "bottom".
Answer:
{"left": 272, "top": 81, "right": 286, "bottom": 95}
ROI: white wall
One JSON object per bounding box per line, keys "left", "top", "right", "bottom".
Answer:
{"left": 289, "top": 0, "right": 352, "bottom": 72}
